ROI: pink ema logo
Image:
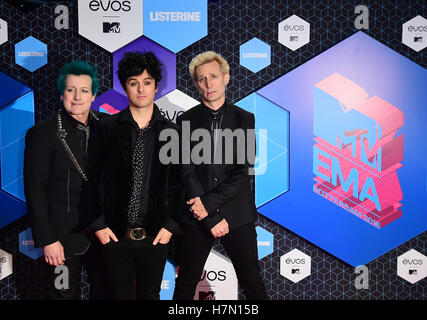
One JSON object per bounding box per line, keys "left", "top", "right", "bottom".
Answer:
{"left": 313, "top": 73, "right": 404, "bottom": 229}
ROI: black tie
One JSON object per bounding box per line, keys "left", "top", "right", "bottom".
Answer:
{"left": 211, "top": 111, "right": 222, "bottom": 156}
{"left": 76, "top": 123, "right": 90, "bottom": 169}
{"left": 211, "top": 110, "right": 221, "bottom": 140}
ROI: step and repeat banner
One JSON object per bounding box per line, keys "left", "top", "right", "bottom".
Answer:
{"left": 0, "top": 0, "right": 426, "bottom": 300}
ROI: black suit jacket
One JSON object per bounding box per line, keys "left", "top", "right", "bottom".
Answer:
{"left": 177, "top": 101, "right": 257, "bottom": 230}
{"left": 90, "top": 105, "right": 183, "bottom": 238}
{"left": 23, "top": 109, "right": 107, "bottom": 256}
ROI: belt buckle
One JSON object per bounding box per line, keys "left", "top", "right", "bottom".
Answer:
{"left": 128, "top": 228, "right": 147, "bottom": 240}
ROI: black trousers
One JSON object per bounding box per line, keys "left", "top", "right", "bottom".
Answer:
{"left": 44, "top": 241, "right": 107, "bottom": 300}
{"left": 101, "top": 237, "right": 169, "bottom": 300}
{"left": 173, "top": 222, "right": 268, "bottom": 300}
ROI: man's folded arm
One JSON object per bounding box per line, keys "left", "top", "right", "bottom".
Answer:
{"left": 200, "top": 113, "right": 255, "bottom": 215}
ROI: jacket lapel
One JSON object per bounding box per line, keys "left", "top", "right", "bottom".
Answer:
{"left": 115, "top": 114, "right": 132, "bottom": 170}
{"left": 195, "top": 104, "right": 211, "bottom": 131}
{"left": 60, "top": 110, "right": 86, "bottom": 171}
{"left": 150, "top": 108, "right": 169, "bottom": 187}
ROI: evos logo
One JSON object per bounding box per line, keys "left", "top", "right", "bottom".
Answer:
{"left": 200, "top": 270, "right": 226, "bottom": 282}
{"left": 397, "top": 249, "right": 426, "bottom": 284}
{"left": 284, "top": 258, "right": 305, "bottom": 264}
{"left": 407, "top": 25, "right": 427, "bottom": 32}
{"left": 278, "top": 15, "right": 310, "bottom": 51}
{"left": 402, "top": 259, "right": 423, "bottom": 265}
{"left": 89, "top": 0, "right": 131, "bottom": 12}
{"left": 280, "top": 249, "right": 311, "bottom": 283}
{"left": 402, "top": 15, "right": 427, "bottom": 52}
{"left": 283, "top": 25, "right": 304, "bottom": 32}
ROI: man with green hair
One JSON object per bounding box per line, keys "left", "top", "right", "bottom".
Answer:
{"left": 24, "top": 60, "right": 108, "bottom": 299}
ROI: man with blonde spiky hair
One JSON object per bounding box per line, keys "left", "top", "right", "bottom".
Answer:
{"left": 188, "top": 50, "right": 230, "bottom": 80}
{"left": 173, "top": 51, "right": 268, "bottom": 300}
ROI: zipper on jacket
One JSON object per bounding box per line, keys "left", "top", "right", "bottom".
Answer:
{"left": 67, "top": 169, "right": 70, "bottom": 213}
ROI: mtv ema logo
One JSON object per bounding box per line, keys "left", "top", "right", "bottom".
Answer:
{"left": 313, "top": 73, "right": 404, "bottom": 229}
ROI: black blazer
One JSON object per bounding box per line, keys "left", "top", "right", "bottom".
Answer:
{"left": 23, "top": 109, "right": 107, "bottom": 256}
{"left": 177, "top": 102, "right": 257, "bottom": 230}
{"left": 90, "top": 105, "right": 183, "bottom": 238}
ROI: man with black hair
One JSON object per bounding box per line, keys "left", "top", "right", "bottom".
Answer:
{"left": 92, "top": 51, "right": 183, "bottom": 300}
{"left": 24, "top": 60, "right": 107, "bottom": 300}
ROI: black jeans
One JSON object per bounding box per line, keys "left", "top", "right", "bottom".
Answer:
{"left": 44, "top": 241, "right": 107, "bottom": 300}
{"left": 173, "top": 222, "right": 268, "bottom": 300}
{"left": 101, "top": 237, "right": 169, "bottom": 300}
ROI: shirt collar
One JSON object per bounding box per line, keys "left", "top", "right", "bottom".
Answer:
{"left": 119, "top": 103, "right": 165, "bottom": 127}
{"left": 61, "top": 107, "right": 92, "bottom": 128}
{"left": 202, "top": 100, "right": 231, "bottom": 117}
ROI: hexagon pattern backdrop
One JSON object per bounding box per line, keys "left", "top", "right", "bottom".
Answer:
{"left": 0, "top": 0, "right": 426, "bottom": 300}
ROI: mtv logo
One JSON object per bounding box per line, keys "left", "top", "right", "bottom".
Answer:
{"left": 314, "top": 73, "right": 404, "bottom": 172}
{"left": 199, "top": 291, "right": 215, "bottom": 300}
{"left": 103, "top": 22, "right": 120, "bottom": 33}
{"left": 313, "top": 73, "right": 404, "bottom": 227}
{"left": 78, "top": 0, "right": 143, "bottom": 52}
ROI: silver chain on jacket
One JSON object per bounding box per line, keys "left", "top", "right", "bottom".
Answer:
{"left": 56, "top": 108, "right": 99, "bottom": 182}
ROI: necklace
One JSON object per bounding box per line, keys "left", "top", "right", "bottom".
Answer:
{"left": 56, "top": 108, "right": 99, "bottom": 182}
